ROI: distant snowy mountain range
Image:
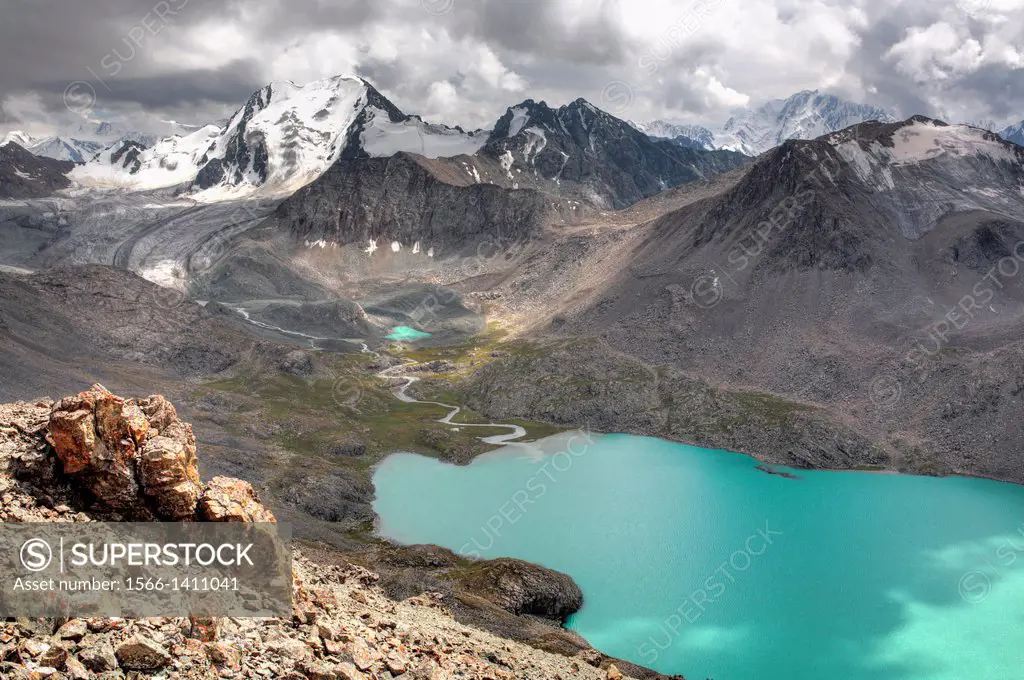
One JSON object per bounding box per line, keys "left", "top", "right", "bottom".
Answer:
{"left": 1000, "top": 121, "right": 1024, "bottom": 146}
{"left": 633, "top": 91, "right": 899, "bottom": 155}
{"left": 0, "top": 120, "right": 209, "bottom": 163}
{"left": 13, "top": 74, "right": 741, "bottom": 207}
{"left": 3, "top": 79, "right": 1022, "bottom": 205}
{"left": 633, "top": 90, "right": 1024, "bottom": 157}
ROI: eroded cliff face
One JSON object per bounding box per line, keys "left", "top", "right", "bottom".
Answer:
{"left": 273, "top": 153, "right": 574, "bottom": 251}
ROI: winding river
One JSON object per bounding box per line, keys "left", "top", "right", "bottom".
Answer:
{"left": 368, "top": 344, "right": 527, "bottom": 446}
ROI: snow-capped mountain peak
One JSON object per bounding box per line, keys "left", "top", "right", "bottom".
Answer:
{"left": 636, "top": 90, "right": 898, "bottom": 157}
{"left": 629, "top": 121, "right": 715, "bottom": 150}
{"left": 999, "top": 120, "right": 1024, "bottom": 147}
{"left": 74, "top": 74, "right": 488, "bottom": 199}
{"left": 716, "top": 90, "right": 897, "bottom": 156}
{"left": 1, "top": 131, "right": 42, "bottom": 149}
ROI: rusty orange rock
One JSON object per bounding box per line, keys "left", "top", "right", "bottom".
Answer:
{"left": 46, "top": 405, "right": 96, "bottom": 474}
{"left": 139, "top": 435, "right": 201, "bottom": 520}
{"left": 47, "top": 385, "right": 145, "bottom": 510}
{"left": 198, "top": 476, "right": 277, "bottom": 522}
{"left": 136, "top": 394, "right": 181, "bottom": 434}
{"left": 43, "top": 386, "right": 275, "bottom": 523}
{"left": 44, "top": 385, "right": 206, "bottom": 517}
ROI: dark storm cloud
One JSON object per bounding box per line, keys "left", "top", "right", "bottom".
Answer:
{"left": 956, "top": 66, "right": 1024, "bottom": 122}
{"left": 0, "top": 0, "right": 1022, "bottom": 132}
{"left": 0, "top": 0, "right": 238, "bottom": 93}
{"left": 32, "top": 60, "right": 265, "bottom": 111}
{"left": 243, "top": 0, "right": 383, "bottom": 35}
{"left": 444, "top": 0, "right": 629, "bottom": 65}
{"left": 844, "top": 11, "right": 934, "bottom": 118}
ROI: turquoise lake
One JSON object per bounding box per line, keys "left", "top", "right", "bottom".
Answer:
{"left": 385, "top": 326, "right": 433, "bottom": 341}
{"left": 372, "top": 432, "right": 1024, "bottom": 679}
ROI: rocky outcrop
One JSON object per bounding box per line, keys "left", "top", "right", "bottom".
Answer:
{"left": 39, "top": 384, "right": 280, "bottom": 523}
{"left": 46, "top": 385, "right": 201, "bottom": 518}
{"left": 280, "top": 349, "right": 315, "bottom": 376}
{"left": 198, "top": 475, "right": 277, "bottom": 522}
{"left": 0, "top": 142, "right": 74, "bottom": 199}
{"left": 459, "top": 558, "right": 584, "bottom": 623}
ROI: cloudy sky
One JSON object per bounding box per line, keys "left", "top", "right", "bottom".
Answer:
{"left": 1, "top": 0, "right": 1022, "bottom": 137}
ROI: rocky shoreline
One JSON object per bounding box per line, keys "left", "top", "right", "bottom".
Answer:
{"left": 437, "top": 336, "right": 1022, "bottom": 485}
{"left": 0, "top": 386, "right": 675, "bottom": 679}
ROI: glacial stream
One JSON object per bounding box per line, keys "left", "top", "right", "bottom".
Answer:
{"left": 372, "top": 432, "right": 1024, "bottom": 680}
{"left": 372, "top": 347, "right": 526, "bottom": 445}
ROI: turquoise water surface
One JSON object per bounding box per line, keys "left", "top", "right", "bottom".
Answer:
{"left": 372, "top": 432, "right": 1024, "bottom": 679}
{"left": 386, "top": 326, "right": 433, "bottom": 341}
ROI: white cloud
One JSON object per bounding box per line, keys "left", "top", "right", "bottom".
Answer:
{"left": 2, "top": 0, "right": 1023, "bottom": 137}
{"left": 886, "top": 23, "right": 983, "bottom": 82}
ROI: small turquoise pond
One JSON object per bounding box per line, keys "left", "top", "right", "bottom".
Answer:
{"left": 385, "top": 326, "right": 433, "bottom": 341}
{"left": 372, "top": 432, "right": 1024, "bottom": 680}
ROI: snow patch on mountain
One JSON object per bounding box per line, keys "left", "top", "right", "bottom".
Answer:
{"left": 72, "top": 125, "right": 222, "bottom": 189}
{"left": 361, "top": 112, "right": 487, "bottom": 158}
{"left": 506, "top": 106, "right": 531, "bottom": 138}
{"left": 829, "top": 119, "right": 1024, "bottom": 204}
{"left": 886, "top": 121, "right": 1019, "bottom": 165}
{"left": 522, "top": 127, "right": 547, "bottom": 164}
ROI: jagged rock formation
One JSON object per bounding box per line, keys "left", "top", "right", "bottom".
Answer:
{"left": 274, "top": 152, "right": 574, "bottom": 248}
{"left": 483, "top": 98, "right": 747, "bottom": 209}
{"left": 0, "top": 142, "right": 74, "bottom": 199}
{"left": 45, "top": 383, "right": 264, "bottom": 522}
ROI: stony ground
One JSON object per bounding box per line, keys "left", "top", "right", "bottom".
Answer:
{"left": 0, "top": 555, "right": 632, "bottom": 680}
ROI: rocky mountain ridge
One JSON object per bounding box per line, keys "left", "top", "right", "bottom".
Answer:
{"left": 482, "top": 98, "right": 746, "bottom": 209}
{"left": 443, "top": 116, "right": 1024, "bottom": 483}
{"left": 0, "top": 142, "right": 75, "bottom": 199}
{"left": 58, "top": 75, "right": 745, "bottom": 215}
